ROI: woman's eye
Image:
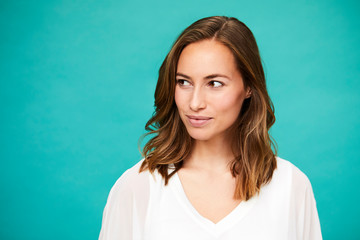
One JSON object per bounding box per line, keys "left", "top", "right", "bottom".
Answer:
{"left": 209, "top": 81, "right": 223, "bottom": 88}
{"left": 177, "top": 79, "right": 190, "bottom": 86}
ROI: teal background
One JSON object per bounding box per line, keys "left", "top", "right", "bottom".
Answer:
{"left": 1, "top": 0, "right": 359, "bottom": 239}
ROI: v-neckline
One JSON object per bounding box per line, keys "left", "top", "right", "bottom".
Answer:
{"left": 170, "top": 171, "right": 258, "bottom": 236}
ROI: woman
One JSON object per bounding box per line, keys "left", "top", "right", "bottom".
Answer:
{"left": 99, "top": 16, "right": 322, "bottom": 239}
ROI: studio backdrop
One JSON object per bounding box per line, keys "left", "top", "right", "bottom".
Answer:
{"left": 0, "top": 0, "right": 359, "bottom": 239}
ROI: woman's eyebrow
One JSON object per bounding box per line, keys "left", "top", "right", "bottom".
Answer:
{"left": 176, "top": 73, "right": 191, "bottom": 79}
{"left": 204, "top": 74, "right": 230, "bottom": 80}
{"left": 176, "top": 72, "right": 230, "bottom": 80}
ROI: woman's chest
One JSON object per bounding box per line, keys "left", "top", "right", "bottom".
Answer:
{"left": 177, "top": 170, "right": 242, "bottom": 224}
{"left": 142, "top": 173, "right": 292, "bottom": 240}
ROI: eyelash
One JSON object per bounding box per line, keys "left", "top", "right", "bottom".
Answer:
{"left": 176, "top": 79, "right": 190, "bottom": 86}
{"left": 208, "top": 81, "right": 223, "bottom": 88}
{"left": 176, "top": 79, "right": 224, "bottom": 88}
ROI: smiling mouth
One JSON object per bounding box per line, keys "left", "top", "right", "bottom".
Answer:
{"left": 186, "top": 115, "right": 213, "bottom": 127}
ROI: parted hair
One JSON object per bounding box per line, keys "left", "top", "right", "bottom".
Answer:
{"left": 139, "top": 16, "right": 277, "bottom": 200}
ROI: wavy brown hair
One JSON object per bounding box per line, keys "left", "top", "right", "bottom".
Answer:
{"left": 139, "top": 16, "right": 277, "bottom": 200}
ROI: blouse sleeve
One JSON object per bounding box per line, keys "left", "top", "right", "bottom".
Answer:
{"left": 99, "top": 161, "right": 150, "bottom": 240}
{"left": 298, "top": 181, "right": 323, "bottom": 240}
{"left": 99, "top": 170, "right": 134, "bottom": 240}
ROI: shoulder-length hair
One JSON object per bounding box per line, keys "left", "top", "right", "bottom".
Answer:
{"left": 139, "top": 16, "right": 277, "bottom": 200}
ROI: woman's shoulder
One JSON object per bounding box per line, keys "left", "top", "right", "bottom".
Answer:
{"left": 107, "top": 159, "right": 152, "bottom": 199}
{"left": 99, "top": 159, "right": 152, "bottom": 239}
{"left": 258, "top": 156, "right": 316, "bottom": 208}
{"left": 115, "top": 159, "right": 147, "bottom": 182}
{"left": 273, "top": 156, "right": 313, "bottom": 191}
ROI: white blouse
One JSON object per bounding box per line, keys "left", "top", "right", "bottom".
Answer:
{"left": 99, "top": 157, "right": 322, "bottom": 240}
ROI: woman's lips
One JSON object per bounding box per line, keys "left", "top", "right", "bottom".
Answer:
{"left": 186, "top": 115, "right": 213, "bottom": 127}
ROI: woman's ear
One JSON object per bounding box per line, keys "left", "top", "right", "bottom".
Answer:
{"left": 245, "top": 88, "right": 252, "bottom": 99}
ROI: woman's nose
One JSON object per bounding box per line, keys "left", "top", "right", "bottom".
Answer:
{"left": 189, "top": 87, "right": 206, "bottom": 111}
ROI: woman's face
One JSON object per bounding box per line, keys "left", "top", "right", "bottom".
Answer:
{"left": 175, "top": 40, "right": 250, "bottom": 142}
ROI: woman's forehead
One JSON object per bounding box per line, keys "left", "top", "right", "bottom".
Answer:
{"left": 177, "top": 40, "right": 239, "bottom": 79}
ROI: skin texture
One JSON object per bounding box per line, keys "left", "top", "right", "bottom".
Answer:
{"left": 174, "top": 39, "right": 250, "bottom": 223}
{"left": 175, "top": 39, "right": 249, "bottom": 144}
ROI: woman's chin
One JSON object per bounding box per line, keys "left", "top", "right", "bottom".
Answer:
{"left": 187, "top": 131, "right": 213, "bottom": 142}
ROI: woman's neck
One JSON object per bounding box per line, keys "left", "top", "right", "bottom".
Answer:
{"left": 183, "top": 136, "right": 234, "bottom": 174}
